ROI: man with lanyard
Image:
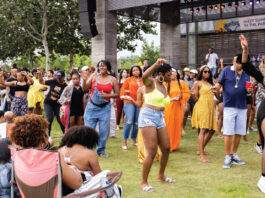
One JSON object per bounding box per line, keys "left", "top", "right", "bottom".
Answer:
{"left": 205, "top": 48, "right": 219, "bottom": 76}
{"left": 38, "top": 69, "right": 67, "bottom": 136}
{"left": 211, "top": 54, "right": 252, "bottom": 169}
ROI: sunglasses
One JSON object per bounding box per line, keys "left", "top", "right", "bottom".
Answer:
{"left": 203, "top": 70, "right": 210, "bottom": 74}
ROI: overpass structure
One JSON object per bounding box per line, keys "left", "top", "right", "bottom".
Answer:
{"left": 92, "top": 0, "right": 265, "bottom": 70}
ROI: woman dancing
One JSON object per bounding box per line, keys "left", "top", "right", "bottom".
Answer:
{"left": 0, "top": 69, "right": 33, "bottom": 116}
{"left": 138, "top": 58, "right": 175, "bottom": 192}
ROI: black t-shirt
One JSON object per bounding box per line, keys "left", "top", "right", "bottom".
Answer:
{"left": 44, "top": 79, "right": 67, "bottom": 106}
{"left": 6, "top": 77, "right": 17, "bottom": 97}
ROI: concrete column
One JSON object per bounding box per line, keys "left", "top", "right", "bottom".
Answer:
{"left": 160, "top": 2, "right": 181, "bottom": 69}
{"left": 92, "top": 0, "right": 117, "bottom": 73}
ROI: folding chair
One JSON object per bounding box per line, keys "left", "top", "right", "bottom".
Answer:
{"left": 11, "top": 148, "right": 123, "bottom": 198}
{"left": 11, "top": 148, "right": 62, "bottom": 198}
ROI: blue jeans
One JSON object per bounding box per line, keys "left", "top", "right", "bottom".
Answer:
{"left": 123, "top": 103, "right": 140, "bottom": 140}
{"left": 84, "top": 101, "right": 111, "bottom": 155}
{"left": 210, "top": 67, "right": 216, "bottom": 76}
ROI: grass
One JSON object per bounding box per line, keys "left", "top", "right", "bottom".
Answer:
{"left": 51, "top": 120, "right": 264, "bottom": 198}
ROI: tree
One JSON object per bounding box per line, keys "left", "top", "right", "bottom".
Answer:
{"left": 0, "top": 0, "right": 62, "bottom": 71}
{"left": 140, "top": 40, "right": 160, "bottom": 65}
{"left": 49, "top": 1, "right": 91, "bottom": 70}
{"left": 117, "top": 16, "right": 157, "bottom": 52}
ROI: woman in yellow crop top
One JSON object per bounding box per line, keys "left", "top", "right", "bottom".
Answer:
{"left": 137, "top": 58, "right": 175, "bottom": 192}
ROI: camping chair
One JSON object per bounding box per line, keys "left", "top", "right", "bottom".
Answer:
{"left": 11, "top": 148, "right": 62, "bottom": 198}
{"left": 10, "top": 148, "right": 122, "bottom": 198}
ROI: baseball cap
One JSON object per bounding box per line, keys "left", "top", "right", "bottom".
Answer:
{"left": 190, "top": 69, "right": 198, "bottom": 74}
{"left": 81, "top": 66, "right": 89, "bottom": 71}
{"left": 183, "top": 67, "right": 190, "bottom": 72}
{"left": 55, "top": 70, "right": 65, "bottom": 79}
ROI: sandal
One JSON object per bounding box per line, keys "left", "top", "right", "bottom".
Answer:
{"left": 142, "top": 185, "right": 154, "bottom": 192}
{"left": 122, "top": 145, "right": 128, "bottom": 150}
{"left": 158, "top": 177, "right": 176, "bottom": 183}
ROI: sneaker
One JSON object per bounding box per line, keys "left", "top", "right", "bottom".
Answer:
{"left": 247, "top": 130, "right": 250, "bottom": 135}
{"left": 257, "top": 176, "right": 265, "bottom": 193}
{"left": 249, "top": 126, "right": 257, "bottom": 131}
{"left": 98, "top": 153, "right": 109, "bottom": 158}
{"left": 223, "top": 155, "right": 232, "bottom": 169}
{"left": 231, "top": 153, "right": 245, "bottom": 165}
{"left": 254, "top": 143, "right": 263, "bottom": 155}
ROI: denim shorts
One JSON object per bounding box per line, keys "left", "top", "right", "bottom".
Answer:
{"left": 138, "top": 107, "right": 166, "bottom": 129}
{"left": 223, "top": 107, "right": 247, "bottom": 136}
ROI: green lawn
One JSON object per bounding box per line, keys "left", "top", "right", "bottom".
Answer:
{"left": 51, "top": 120, "right": 264, "bottom": 198}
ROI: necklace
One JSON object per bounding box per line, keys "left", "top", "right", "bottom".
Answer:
{"left": 234, "top": 72, "right": 242, "bottom": 88}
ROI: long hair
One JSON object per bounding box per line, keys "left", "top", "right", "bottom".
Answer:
{"left": 197, "top": 66, "right": 213, "bottom": 85}
{"left": 176, "top": 71, "right": 183, "bottom": 94}
{"left": 0, "top": 138, "right": 12, "bottom": 164}
{"left": 129, "top": 65, "right": 142, "bottom": 77}
{"left": 119, "top": 69, "right": 127, "bottom": 83}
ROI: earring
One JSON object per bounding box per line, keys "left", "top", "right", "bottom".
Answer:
{"left": 158, "top": 76, "right": 164, "bottom": 83}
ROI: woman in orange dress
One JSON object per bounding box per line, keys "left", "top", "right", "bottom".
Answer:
{"left": 164, "top": 69, "right": 190, "bottom": 152}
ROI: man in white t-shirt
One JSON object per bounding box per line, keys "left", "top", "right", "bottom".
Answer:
{"left": 205, "top": 48, "right": 219, "bottom": 76}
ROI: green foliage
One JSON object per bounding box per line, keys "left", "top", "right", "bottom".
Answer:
{"left": 0, "top": 2, "right": 157, "bottom": 69}
{"left": 13, "top": 54, "right": 91, "bottom": 73}
{"left": 117, "top": 40, "right": 160, "bottom": 69}
{"left": 51, "top": 119, "right": 264, "bottom": 198}
{"left": 140, "top": 40, "right": 160, "bottom": 65}
{"left": 118, "top": 55, "right": 141, "bottom": 69}
{"left": 117, "top": 16, "right": 157, "bottom": 52}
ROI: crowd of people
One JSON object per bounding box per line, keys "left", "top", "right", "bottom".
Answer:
{"left": 0, "top": 34, "right": 265, "bottom": 197}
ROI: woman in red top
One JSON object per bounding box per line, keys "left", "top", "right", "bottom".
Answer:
{"left": 83, "top": 60, "right": 119, "bottom": 157}
{"left": 120, "top": 65, "right": 143, "bottom": 150}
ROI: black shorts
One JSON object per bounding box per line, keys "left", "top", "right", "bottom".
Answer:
{"left": 246, "top": 95, "right": 252, "bottom": 105}
{"left": 218, "top": 94, "right": 223, "bottom": 104}
{"left": 188, "top": 96, "right": 195, "bottom": 107}
{"left": 257, "top": 98, "right": 265, "bottom": 149}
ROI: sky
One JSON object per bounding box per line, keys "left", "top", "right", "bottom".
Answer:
{"left": 117, "top": 23, "right": 160, "bottom": 59}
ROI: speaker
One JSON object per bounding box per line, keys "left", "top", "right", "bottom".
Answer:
{"left": 78, "top": 0, "right": 98, "bottom": 39}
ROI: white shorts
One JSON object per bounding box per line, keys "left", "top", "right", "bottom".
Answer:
{"left": 223, "top": 107, "right": 247, "bottom": 136}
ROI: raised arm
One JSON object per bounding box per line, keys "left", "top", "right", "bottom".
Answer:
{"left": 83, "top": 72, "right": 96, "bottom": 92}
{"left": 143, "top": 58, "right": 165, "bottom": 86}
{"left": 0, "top": 71, "right": 16, "bottom": 87}
{"left": 22, "top": 71, "right": 34, "bottom": 85}
{"left": 37, "top": 68, "right": 45, "bottom": 85}
{"left": 240, "top": 35, "right": 264, "bottom": 84}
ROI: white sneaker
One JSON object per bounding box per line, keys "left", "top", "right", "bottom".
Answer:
{"left": 254, "top": 143, "right": 263, "bottom": 155}
{"left": 257, "top": 176, "right": 265, "bottom": 193}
